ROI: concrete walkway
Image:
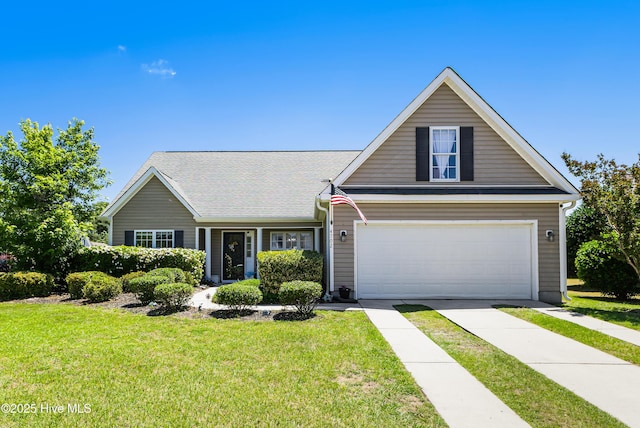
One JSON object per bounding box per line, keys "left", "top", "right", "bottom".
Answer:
{"left": 420, "top": 300, "right": 640, "bottom": 428}
{"left": 360, "top": 300, "right": 529, "bottom": 428}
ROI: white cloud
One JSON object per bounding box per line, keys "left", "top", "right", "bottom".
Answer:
{"left": 117, "top": 45, "right": 127, "bottom": 52}
{"left": 141, "top": 59, "right": 177, "bottom": 78}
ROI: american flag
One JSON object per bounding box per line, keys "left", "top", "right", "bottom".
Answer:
{"left": 331, "top": 186, "right": 368, "bottom": 224}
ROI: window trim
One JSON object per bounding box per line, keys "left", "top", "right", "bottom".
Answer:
{"left": 269, "top": 231, "right": 314, "bottom": 251}
{"left": 430, "top": 126, "right": 460, "bottom": 182}
{"left": 134, "top": 230, "right": 175, "bottom": 249}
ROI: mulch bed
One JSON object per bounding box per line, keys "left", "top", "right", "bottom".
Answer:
{"left": 10, "top": 293, "right": 311, "bottom": 321}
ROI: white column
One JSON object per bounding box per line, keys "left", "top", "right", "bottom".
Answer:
{"left": 205, "top": 227, "right": 212, "bottom": 280}
{"left": 314, "top": 227, "right": 321, "bottom": 252}
{"left": 256, "top": 227, "right": 263, "bottom": 279}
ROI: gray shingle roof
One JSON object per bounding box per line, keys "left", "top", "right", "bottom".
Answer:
{"left": 108, "top": 151, "right": 360, "bottom": 220}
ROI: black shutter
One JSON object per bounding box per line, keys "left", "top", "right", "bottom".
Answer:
{"left": 124, "top": 230, "right": 134, "bottom": 246}
{"left": 416, "top": 127, "right": 430, "bottom": 181}
{"left": 174, "top": 230, "right": 184, "bottom": 248}
{"left": 460, "top": 126, "right": 474, "bottom": 181}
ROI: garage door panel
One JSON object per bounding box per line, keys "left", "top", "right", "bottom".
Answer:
{"left": 356, "top": 222, "right": 535, "bottom": 299}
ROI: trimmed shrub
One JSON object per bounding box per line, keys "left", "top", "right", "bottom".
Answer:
{"left": 213, "top": 283, "right": 263, "bottom": 311}
{"left": 154, "top": 282, "right": 193, "bottom": 310}
{"left": 119, "top": 271, "right": 146, "bottom": 292}
{"left": 576, "top": 238, "right": 639, "bottom": 300}
{"left": 257, "top": 250, "right": 323, "bottom": 295}
{"left": 147, "top": 268, "right": 194, "bottom": 285}
{"left": 65, "top": 271, "right": 121, "bottom": 301}
{"left": 72, "top": 246, "right": 205, "bottom": 283}
{"left": 234, "top": 278, "right": 260, "bottom": 288}
{"left": 129, "top": 275, "right": 172, "bottom": 304}
{"left": 82, "top": 275, "right": 122, "bottom": 303}
{"left": 0, "top": 272, "right": 54, "bottom": 301}
{"left": 279, "top": 281, "right": 323, "bottom": 317}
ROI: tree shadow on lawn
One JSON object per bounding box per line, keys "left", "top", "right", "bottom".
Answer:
{"left": 562, "top": 305, "right": 640, "bottom": 326}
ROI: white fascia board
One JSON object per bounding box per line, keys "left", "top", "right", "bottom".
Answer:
{"left": 102, "top": 167, "right": 199, "bottom": 218}
{"left": 345, "top": 194, "right": 581, "bottom": 203}
{"left": 318, "top": 193, "right": 580, "bottom": 203}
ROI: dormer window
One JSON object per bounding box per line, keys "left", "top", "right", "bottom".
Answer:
{"left": 430, "top": 126, "right": 459, "bottom": 181}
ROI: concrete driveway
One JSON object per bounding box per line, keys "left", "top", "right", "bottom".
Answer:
{"left": 362, "top": 299, "right": 640, "bottom": 428}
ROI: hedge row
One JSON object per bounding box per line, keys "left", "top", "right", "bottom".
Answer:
{"left": 129, "top": 268, "right": 195, "bottom": 308}
{"left": 73, "top": 246, "right": 205, "bottom": 282}
{"left": 257, "top": 250, "right": 323, "bottom": 295}
{"left": 0, "top": 272, "right": 54, "bottom": 301}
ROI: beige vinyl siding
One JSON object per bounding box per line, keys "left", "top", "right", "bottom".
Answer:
{"left": 333, "top": 203, "right": 561, "bottom": 302}
{"left": 344, "top": 84, "right": 548, "bottom": 186}
{"left": 112, "top": 176, "right": 197, "bottom": 247}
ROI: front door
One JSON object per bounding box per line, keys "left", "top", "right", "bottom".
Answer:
{"left": 222, "top": 231, "right": 245, "bottom": 282}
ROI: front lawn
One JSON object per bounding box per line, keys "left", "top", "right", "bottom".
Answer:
{"left": 0, "top": 304, "right": 445, "bottom": 428}
{"left": 397, "top": 305, "right": 625, "bottom": 428}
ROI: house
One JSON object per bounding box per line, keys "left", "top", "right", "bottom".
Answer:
{"left": 102, "top": 68, "right": 580, "bottom": 303}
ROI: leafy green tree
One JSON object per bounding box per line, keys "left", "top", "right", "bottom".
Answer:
{"left": 566, "top": 204, "right": 608, "bottom": 277}
{"left": 0, "top": 119, "right": 110, "bottom": 277}
{"left": 563, "top": 153, "right": 640, "bottom": 283}
{"left": 87, "top": 201, "right": 109, "bottom": 244}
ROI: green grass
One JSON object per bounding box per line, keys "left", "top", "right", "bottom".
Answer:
{"left": 564, "top": 287, "right": 640, "bottom": 331}
{"left": 397, "top": 304, "right": 625, "bottom": 428}
{"left": 0, "top": 304, "right": 445, "bottom": 428}
{"left": 498, "top": 306, "right": 640, "bottom": 365}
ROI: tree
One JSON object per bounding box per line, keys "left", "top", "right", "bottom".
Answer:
{"left": 562, "top": 152, "right": 640, "bottom": 284}
{"left": 0, "top": 119, "right": 110, "bottom": 277}
{"left": 566, "top": 204, "right": 608, "bottom": 277}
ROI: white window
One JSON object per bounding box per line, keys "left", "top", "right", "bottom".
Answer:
{"left": 270, "top": 232, "right": 313, "bottom": 250}
{"left": 431, "top": 126, "right": 459, "bottom": 181}
{"left": 135, "top": 230, "right": 174, "bottom": 248}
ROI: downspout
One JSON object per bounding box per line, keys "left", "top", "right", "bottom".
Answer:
{"left": 316, "top": 197, "right": 332, "bottom": 301}
{"left": 560, "top": 201, "right": 577, "bottom": 301}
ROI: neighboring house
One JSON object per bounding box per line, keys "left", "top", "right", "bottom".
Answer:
{"left": 102, "top": 68, "right": 580, "bottom": 303}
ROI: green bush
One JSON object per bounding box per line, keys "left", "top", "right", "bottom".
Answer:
{"left": 82, "top": 275, "right": 122, "bottom": 303}
{"left": 147, "top": 268, "right": 195, "bottom": 285}
{"left": 72, "top": 246, "right": 205, "bottom": 283}
{"left": 65, "top": 271, "right": 121, "bottom": 301}
{"left": 279, "top": 281, "right": 323, "bottom": 317}
{"left": 0, "top": 272, "right": 54, "bottom": 301}
{"left": 234, "top": 278, "right": 260, "bottom": 287}
{"left": 576, "top": 238, "right": 639, "bottom": 300}
{"left": 129, "top": 275, "right": 172, "bottom": 304}
{"left": 213, "top": 283, "right": 263, "bottom": 311}
{"left": 257, "top": 250, "right": 323, "bottom": 295}
{"left": 154, "top": 282, "right": 193, "bottom": 310}
{"left": 119, "top": 271, "right": 147, "bottom": 292}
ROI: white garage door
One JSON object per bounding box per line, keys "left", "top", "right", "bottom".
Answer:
{"left": 355, "top": 221, "right": 537, "bottom": 299}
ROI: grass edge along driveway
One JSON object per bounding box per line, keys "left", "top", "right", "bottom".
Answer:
{"left": 0, "top": 303, "right": 446, "bottom": 428}
{"left": 397, "top": 304, "right": 625, "bottom": 428}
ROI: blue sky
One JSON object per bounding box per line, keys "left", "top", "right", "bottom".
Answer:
{"left": 1, "top": 0, "right": 638, "bottom": 201}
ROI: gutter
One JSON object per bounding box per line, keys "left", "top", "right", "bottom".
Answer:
{"left": 315, "top": 198, "right": 332, "bottom": 301}
{"left": 559, "top": 201, "right": 577, "bottom": 301}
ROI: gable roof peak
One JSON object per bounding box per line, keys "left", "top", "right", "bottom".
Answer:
{"left": 331, "top": 68, "right": 579, "bottom": 195}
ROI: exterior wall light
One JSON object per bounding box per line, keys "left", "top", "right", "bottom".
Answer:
{"left": 546, "top": 229, "right": 555, "bottom": 242}
{"left": 340, "top": 230, "right": 348, "bottom": 242}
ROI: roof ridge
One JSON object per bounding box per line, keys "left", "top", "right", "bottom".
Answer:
{"left": 156, "top": 149, "right": 361, "bottom": 153}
